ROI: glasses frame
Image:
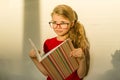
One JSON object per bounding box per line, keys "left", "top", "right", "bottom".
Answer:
{"left": 49, "top": 21, "right": 70, "bottom": 29}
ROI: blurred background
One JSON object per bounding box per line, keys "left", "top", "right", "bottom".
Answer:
{"left": 0, "top": 0, "right": 120, "bottom": 80}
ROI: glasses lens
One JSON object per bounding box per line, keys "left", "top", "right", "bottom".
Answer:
{"left": 49, "top": 22, "right": 55, "bottom": 28}
{"left": 49, "top": 22, "right": 69, "bottom": 29}
{"left": 60, "top": 23, "right": 68, "bottom": 28}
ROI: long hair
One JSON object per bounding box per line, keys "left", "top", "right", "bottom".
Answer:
{"left": 51, "top": 4, "right": 90, "bottom": 76}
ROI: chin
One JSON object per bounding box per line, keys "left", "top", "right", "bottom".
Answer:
{"left": 55, "top": 31, "right": 67, "bottom": 36}
{"left": 57, "top": 34, "right": 64, "bottom": 36}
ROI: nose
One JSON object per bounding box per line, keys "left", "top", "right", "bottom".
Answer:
{"left": 56, "top": 24, "right": 61, "bottom": 28}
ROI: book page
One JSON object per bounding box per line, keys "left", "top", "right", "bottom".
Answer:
{"left": 28, "top": 38, "right": 41, "bottom": 62}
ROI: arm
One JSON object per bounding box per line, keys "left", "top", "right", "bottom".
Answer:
{"left": 77, "top": 56, "right": 86, "bottom": 78}
{"left": 70, "top": 48, "right": 90, "bottom": 78}
{"left": 29, "top": 49, "right": 49, "bottom": 76}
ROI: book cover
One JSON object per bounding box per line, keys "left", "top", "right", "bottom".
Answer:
{"left": 40, "top": 39, "right": 79, "bottom": 80}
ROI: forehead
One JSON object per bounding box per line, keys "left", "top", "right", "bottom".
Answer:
{"left": 52, "top": 13, "right": 70, "bottom": 22}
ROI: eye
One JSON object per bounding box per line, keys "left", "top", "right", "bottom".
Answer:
{"left": 52, "top": 21, "right": 57, "bottom": 24}
{"left": 60, "top": 22, "right": 69, "bottom": 25}
{"left": 60, "top": 22, "right": 66, "bottom": 25}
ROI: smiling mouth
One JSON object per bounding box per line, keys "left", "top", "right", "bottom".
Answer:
{"left": 55, "top": 29, "right": 63, "bottom": 32}
{"left": 56, "top": 31, "right": 63, "bottom": 33}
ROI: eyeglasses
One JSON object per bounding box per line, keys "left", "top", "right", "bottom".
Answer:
{"left": 49, "top": 21, "right": 69, "bottom": 29}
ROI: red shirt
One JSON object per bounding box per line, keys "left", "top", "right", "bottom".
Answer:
{"left": 43, "top": 37, "right": 82, "bottom": 80}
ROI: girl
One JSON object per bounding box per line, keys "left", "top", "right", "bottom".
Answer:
{"left": 29, "top": 4, "right": 90, "bottom": 80}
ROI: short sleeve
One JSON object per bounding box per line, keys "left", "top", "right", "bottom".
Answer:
{"left": 43, "top": 40, "right": 49, "bottom": 53}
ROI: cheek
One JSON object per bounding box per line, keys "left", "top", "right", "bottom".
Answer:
{"left": 63, "top": 28, "right": 71, "bottom": 34}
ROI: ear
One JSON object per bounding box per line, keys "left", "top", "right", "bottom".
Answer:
{"left": 70, "top": 21, "right": 74, "bottom": 27}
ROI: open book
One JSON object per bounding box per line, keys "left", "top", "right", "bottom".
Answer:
{"left": 29, "top": 38, "right": 79, "bottom": 80}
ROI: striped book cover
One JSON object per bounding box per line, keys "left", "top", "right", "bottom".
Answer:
{"left": 40, "top": 39, "right": 79, "bottom": 80}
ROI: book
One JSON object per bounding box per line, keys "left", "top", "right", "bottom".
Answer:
{"left": 29, "top": 38, "right": 79, "bottom": 80}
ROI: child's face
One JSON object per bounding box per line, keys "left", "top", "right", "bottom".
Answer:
{"left": 51, "top": 13, "right": 72, "bottom": 37}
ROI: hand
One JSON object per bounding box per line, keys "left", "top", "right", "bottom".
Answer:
{"left": 70, "top": 48, "right": 85, "bottom": 59}
{"left": 29, "top": 49, "right": 40, "bottom": 59}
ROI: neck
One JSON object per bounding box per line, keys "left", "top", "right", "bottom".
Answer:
{"left": 57, "top": 35, "right": 68, "bottom": 41}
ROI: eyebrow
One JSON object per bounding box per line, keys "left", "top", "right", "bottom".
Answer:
{"left": 51, "top": 20, "right": 69, "bottom": 23}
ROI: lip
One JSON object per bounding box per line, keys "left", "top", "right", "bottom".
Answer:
{"left": 55, "top": 30, "right": 63, "bottom": 33}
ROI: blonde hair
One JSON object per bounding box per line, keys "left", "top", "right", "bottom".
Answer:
{"left": 51, "top": 4, "right": 90, "bottom": 76}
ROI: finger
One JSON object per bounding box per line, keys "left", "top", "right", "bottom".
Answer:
{"left": 70, "top": 51, "right": 74, "bottom": 57}
{"left": 38, "top": 50, "right": 41, "bottom": 54}
{"left": 29, "top": 49, "right": 36, "bottom": 58}
{"left": 30, "top": 49, "right": 35, "bottom": 54}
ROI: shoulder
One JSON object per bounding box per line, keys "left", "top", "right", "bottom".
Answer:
{"left": 43, "top": 37, "right": 58, "bottom": 53}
